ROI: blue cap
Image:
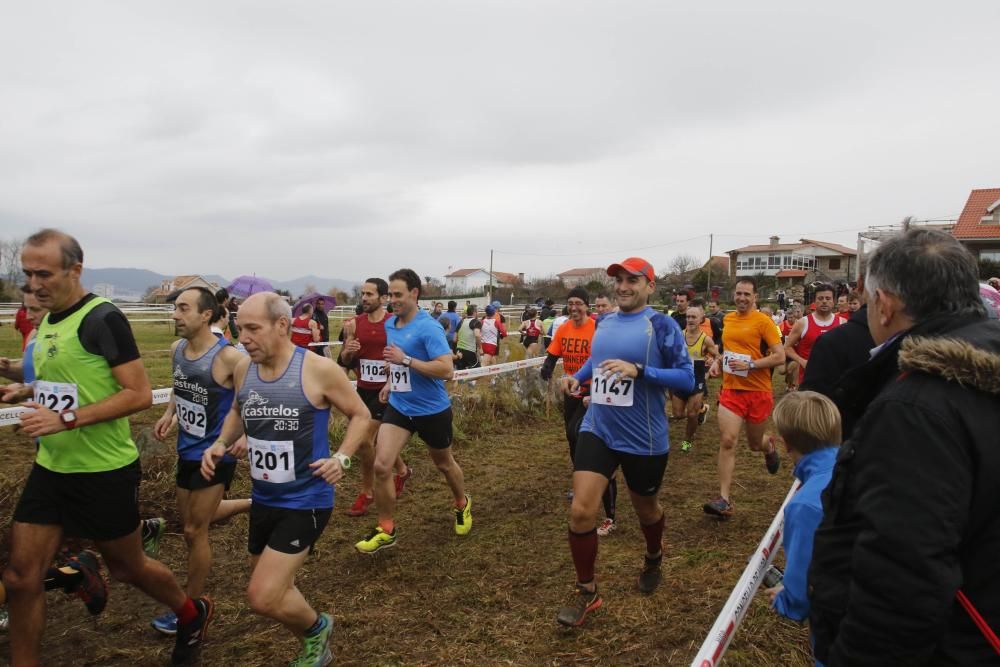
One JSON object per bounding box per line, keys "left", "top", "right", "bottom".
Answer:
{"left": 485, "top": 305, "right": 496, "bottom": 315}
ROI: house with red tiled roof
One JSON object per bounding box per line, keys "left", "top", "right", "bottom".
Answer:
{"left": 557, "top": 267, "right": 609, "bottom": 288}
{"left": 444, "top": 268, "right": 523, "bottom": 295}
{"left": 951, "top": 187, "right": 1000, "bottom": 264}
{"left": 145, "top": 275, "right": 220, "bottom": 302}
{"left": 727, "top": 236, "right": 857, "bottom": 286}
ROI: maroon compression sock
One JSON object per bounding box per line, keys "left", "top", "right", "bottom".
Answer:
{"left": 175, "top": 597, "right": 198, "bottom": 625}
{"left": 569, "top": 528, "right": 598, "bottom": 583}
{"left": 640, "top": 513, "right": 665, "bottom": 557}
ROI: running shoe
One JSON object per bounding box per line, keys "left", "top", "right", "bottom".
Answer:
{"left": 637, "top": 555, "right": 662, "bottom": 595}
{"left": 764, "top": 447, "right": 781, "bottom": 475}
{"left": 151, "top": 611, "right": 178, "bottom": 636}
{"left": 355, "top": 527, "right": 397, "bottom": 554}
{"left": 680, "top": 440, "right": 693, "bottom": 453}
{"left": 393, "top": 466, "right": 414, "bottom": 498}
{"left": 0, "top": 606, "right": 8, "bottom": 632}
{"left": 454, "top": 494, "right": 473, "bottom": 536}
{"left": 703, "top": 496, "right": 734, "bottom": 518}
{"left": 697, "top": 403, "right": 710, "bottom": 425}
{"left": 556, "top": 585, "right": 602, "bottom": 627}
{"left": 596, "top": 518, "right": 616, "bottom": 537}
{"left": 289, "top": 613, "right": 333, "bottom": 667}
{"left": 142, "top": 517, "right": 167, "bottom": 558}
{"left": 345, "top": 493, "right": 373, "bottom": 517}
{"left": 67, "top": 550, "right": 108, "bottom": 616}
{"left": 172, "top": 596, "right": 213, "bottom": 665}
{"left": 565, "top": 490, "right": 574, "bottom": 503}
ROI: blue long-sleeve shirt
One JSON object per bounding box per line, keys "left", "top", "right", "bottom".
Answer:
{"left": 773, "top": 446, "right": 837, "bottom": 622}
{"left": 574, "top": 307, "right": 694, "bottom": 455}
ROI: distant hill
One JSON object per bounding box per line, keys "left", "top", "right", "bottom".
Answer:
{"left": 81, "top": 268, "right": 357, "bottom": 298}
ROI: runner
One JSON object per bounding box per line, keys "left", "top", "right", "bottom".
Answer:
{"left": 836, "top": 293, "right": 850, "bottom": 316}
{"left": 670, "top": 291, "right": 689, "bottom": 329}
{"left": 0, "top": 290, "right": 47, "bottom": 384}
{"left": 2, "top": 229, "right": 210, "bottom": 665}
{"left": 440, "top": 301, "right": 462, "bottom": 351}
{"left": 338, "top": 277, "right": 413, "bottom": 517}
{"left": 354, "top": 268, "right": 472, "bottom": 553}
{"left": 540, "top": 288, "right": 619, "bottom": 536}
{"left": 519, "top": 308, "right": 543, "bottom": 356}
{"left": 673, "top": 306, "right": 719, "bottom": 453}
{"left": 703, "top": 277, "right": 785, "bottom": 518}
{"left": 291, "top": 303, "right": 320, "bottom": 351}
{"left": 453, "top": 304, "right": 481, "bottom": 370}
{"left": 313, "top": 298, "right": 330, "bottom": 356}
{"left": 779, "top": 304, "right": 803, "bottom": 391}
{"left": 594, "top": 292, "right": 616, "bottom": 317}
{"left": 783, "top": 283, "right": 845, "bottom": 386}
{"left": 556, "top": 258, "right": 694, "bottom": 626}
{"left": 480, "top": 304, "right": 507, "bottom": 366}
{"left": 201, "top": 291, "right": 371, "bottom": 666}
{"left": 147, "top": 286, "right": 252, "bottom": 635}
{"left": 210, "top": 288, "right": 231, "bottom": 340}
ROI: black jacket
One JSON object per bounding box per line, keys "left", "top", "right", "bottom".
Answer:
{"left": 800, "top": 305, "right": 876, "bottom": 439}
{"left": 809, "top": 314, "right": 1000, "bottom": 666}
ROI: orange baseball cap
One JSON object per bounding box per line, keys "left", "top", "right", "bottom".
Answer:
{"left": 607, "top": 257, "right": 655, "bottom": 282}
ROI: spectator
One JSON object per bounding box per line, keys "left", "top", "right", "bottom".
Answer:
{"left": 810, "top": 229, "right": 1000, "bottom": 665}
{"left": 313, "top": 298, "right": 330, "bottom": 355}
{"left": 766, "top": 391, "right": 840, "bottom": 629}
{"left": 846, "top": 292, "right": 861, "bottom": 313}
{"left": 430, "top": 301, "right": 444, "bottom": 320}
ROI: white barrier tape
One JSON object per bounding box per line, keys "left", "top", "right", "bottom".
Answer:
{"left": 0, "top": 355, "right": 552, "bottom": 427}
{"left": 307, "top": 341, "right": 344, "bottom": 347}
{"left": 691, "top": 479, "right": 802, "bottom": 667}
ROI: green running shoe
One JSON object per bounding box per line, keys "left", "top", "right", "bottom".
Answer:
{"left": 290, "top": 613, "right": 333, "bottom": 667}
{"left": 142, "top": 517, "right": 166, "bottom": 558}
{"left": 680, "top": 440, "right": 693, "bottom": 453}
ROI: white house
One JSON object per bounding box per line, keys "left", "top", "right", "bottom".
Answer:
{"left": 444, "top": 269, "right": 522, "bottom": 295}
{"left": 727, "top": 237, "right": 857, "bottom": 285}
{"left": 557, "top": 268, "right": 609, "bottom": 288}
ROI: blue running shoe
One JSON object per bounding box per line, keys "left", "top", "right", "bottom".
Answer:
{"left": 152, "top": 611, "right": 178, "bottom": 636}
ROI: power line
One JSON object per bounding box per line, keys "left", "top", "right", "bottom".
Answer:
{"left": 493, "top": 234, "right": 709, "bottom": 258}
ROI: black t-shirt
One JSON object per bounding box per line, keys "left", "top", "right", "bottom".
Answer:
{"left": 313, "top": 308, "right": 329, "bottom": 342}
{"left": 46, "top": 294, "right": 141, "bottom": 368}
{"left": 670, "top": 310, "right": 687, "bottom": 330}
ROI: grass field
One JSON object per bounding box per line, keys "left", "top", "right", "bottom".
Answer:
{"left": 0, "top": 322, "right": 813, "bottom": 666}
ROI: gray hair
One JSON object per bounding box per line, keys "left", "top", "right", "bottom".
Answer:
{"left": 25, "top": 228, "right": 84, "bottom": 268}
{"left": 264, "top": 293, "right": 292, "bottom": 324}
{"left": 865, "top": 228, "right": 985, "bottom": 320}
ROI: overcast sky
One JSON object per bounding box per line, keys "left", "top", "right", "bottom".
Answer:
{"left": 1, "top": 2, "right": 997, "bottom": 283}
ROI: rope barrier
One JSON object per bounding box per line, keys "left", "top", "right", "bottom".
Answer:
{"left": 690, "top": 480, "right": 802, "bottom": 667}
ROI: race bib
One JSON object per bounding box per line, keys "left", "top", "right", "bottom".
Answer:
{"left": 175, "top": 395, "right": 207, "bottom": 438}
{"left": 591, "top": 373, "right": 634, "bottom": 407}
{"left": 359, "top": 358, "right": 387, "bottom": 384}
{"left": 248, "top": 437, "right": 295, "bottom": 484}
{"left": 33, "top": 381, "right": 78, "bottom": 412}
{"left": 722, "top": 351, "right": 751, "bottom": 377}
{"left": 389, "top": 363, "right": 412, "bottom": 392}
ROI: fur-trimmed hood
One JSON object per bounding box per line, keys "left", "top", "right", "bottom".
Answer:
{"left": 899, "top": 323, "right": 1000, "bottom": 396}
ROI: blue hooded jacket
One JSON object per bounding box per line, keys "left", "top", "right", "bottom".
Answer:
{"left": 773, "top": 446, "right": 837, "bottom": 622}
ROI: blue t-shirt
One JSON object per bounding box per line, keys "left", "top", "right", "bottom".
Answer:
{"left": 386, "top": 309, "right": 453, "bottom": 416}
{"left": 441, "top": 311, "right": 462, "bottom": 342}
{"left": 23, "top": 338, "right": 36, "bottom": 384}
{"left": 575, "top": 307, "right": 694, "bottom": 455}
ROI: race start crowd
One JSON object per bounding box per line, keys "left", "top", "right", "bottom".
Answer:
{"left": 1, "top": 227, "right": 998, "bottom": 666}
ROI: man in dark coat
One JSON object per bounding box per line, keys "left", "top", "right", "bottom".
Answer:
{"left": 809, "top": 229, "right": 1000, "bottom": 665}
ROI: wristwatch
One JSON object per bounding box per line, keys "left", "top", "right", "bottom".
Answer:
{"left": 634, "top": 363, "right": 645, "bottom": 379}
{"left": 61, "top": 410, "right": 78, "bottom": 430}
{"left": 748, "top": 360, "right": 756, "bottom": 370}
{"left": 333, "top": 452, "right": 351, "bottom": 469}
{"left": 402, "top": 355, "right": 412, "bottom": 367}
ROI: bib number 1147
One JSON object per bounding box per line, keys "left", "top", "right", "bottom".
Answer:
{"left": 591, "top": 374, "right": 634, "bottom": 407}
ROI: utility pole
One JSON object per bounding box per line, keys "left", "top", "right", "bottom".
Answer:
{"left": 706, "top": 233, "right": 713, "bottom": 299}
{"left": 488, "top": 248, "right": 494, "bottom": 302}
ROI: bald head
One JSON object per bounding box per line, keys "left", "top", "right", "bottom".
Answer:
{"left": 242, "top": 292, "right": 291, "bottom": 325}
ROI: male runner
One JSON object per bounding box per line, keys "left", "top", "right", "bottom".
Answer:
{"left": 453, "top": 304, "right": 481, "bottom": 370}
{"left": 783, "top": 283, "right": 845, "bottom": 386}
{"left": 440, "top": 301, "right": 462, "bottom": 351}
{"left": 703, "top": 277, "right": 785, "bottom": 518}
{"left": 779, "top": 305, "right": 802, "bottom": 391}
{"left": 594, "top": 292, "right": 616, "bottom": 317}
{"left": 836, "top": 294, "right": 850, "bottom": 316}
{"left": 519, "top": 307, "right": 543, "bottom": 356}
{"left": 148, "top": 286, "right": 251, "bottom": 634}
{"left": 674, "top": 306, "right": 719, "bottom": 453}
{"left": 480, "top": 304, "right": 506, "bottom": 366}
{"left": 201, "top": 291, "right": 371, "bottom": 666}
{"left": 0, "top": 290, "right": 46, "bottom": 384}
{"left": 291, "top": 304, "right": 320, "bottom": 351}
{"left": 556, "top": 258, "right": 693, "bottom": 626}
{"left": 338, "top": 277, "right": 412, "bottom": 517}
{"left": 313, "top": 298, "right": 330, "bottom": 356}
{"left": 355, "top": 269, "right": 472, "bottom": 553}
{"left": 670, "top": 291, "right": 689, "bottom": 329}
{"left": 2, "top": 229, "right": 210, "bottom": 665}
{"left": 540, "top": 288, "right": 620, "bottom": 535}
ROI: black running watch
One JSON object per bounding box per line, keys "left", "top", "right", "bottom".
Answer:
{"left": 634, "top": 363, "right": 645, "bottom": 379}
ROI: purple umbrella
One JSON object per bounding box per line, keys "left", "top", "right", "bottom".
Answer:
{"left": 227, "top": 275, "right": 275, "bottom": 298}
{"left": 980, "top": 283, "right": 1000, "bottom": 319}
{"left": 293, "top": 291, "right": 336, "bottom": 316}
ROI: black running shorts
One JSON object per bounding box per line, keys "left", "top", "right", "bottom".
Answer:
{"left": 673, "top": 362, "right": 707, "bottom": 401}
{"left": 382, "top": 404, "right": 453, "bottom": 449}
{"left": 14, "top": 459, "right": 141, "bottom": 541}
{"left": 176, "top": 458, "right": 235, "bottom": 491}
{"left": 248, "top": 503, "right": 332, "bottom": 555}
{"left": 357, "top": 386, "right": 387, "bottom": 421}
{"left": 454, "top": 349, "right": 479, "bottom": 370}
{"left": 573, "top": 432, "right": 669, "bottom": 497}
